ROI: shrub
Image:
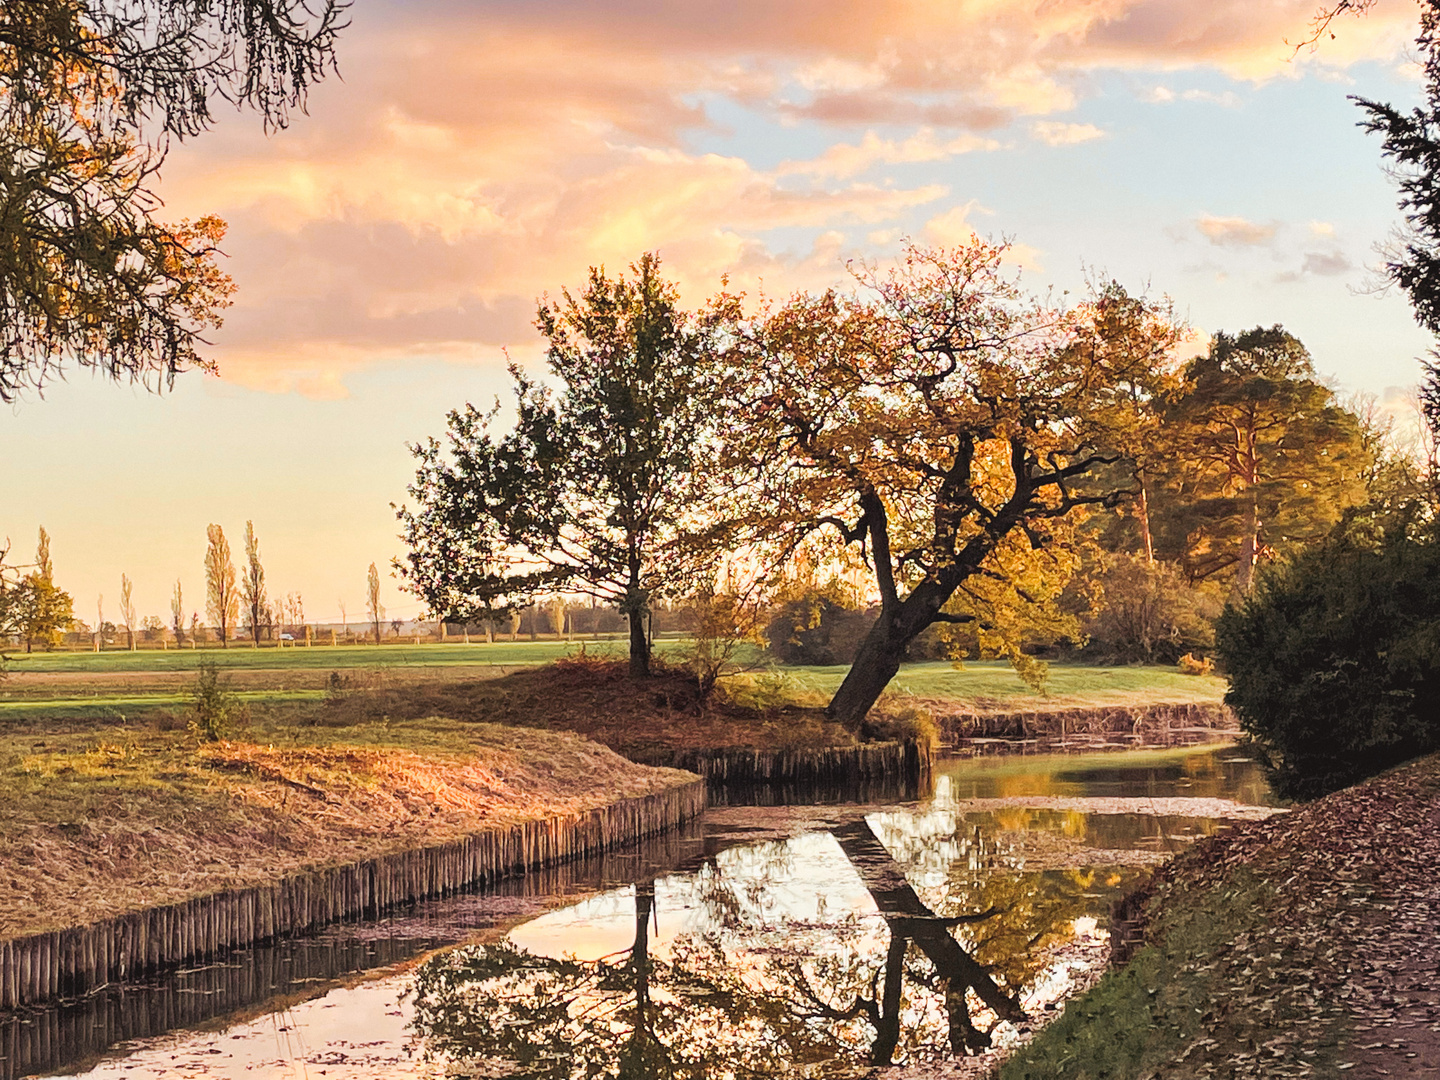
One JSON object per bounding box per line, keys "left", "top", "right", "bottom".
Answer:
{"left": 1085, "top": 554, "right": 1221, "bottom": 664}
{"left": 763, "top": 591, "right": 874, "bottom": 666}
{"left": 1217, "top": 529, "right": 1440, "bottom": 798}
{"left": 1177, "top": 652, "right": 1214, "bottom": 676}
{"left": 189, "top": 660, "right": 241, "bottom": 741}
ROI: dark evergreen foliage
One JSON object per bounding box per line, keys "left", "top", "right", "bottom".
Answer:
{"left": 1355, "top": 3, "right": 1440, "bottom": 447}
{"left": 1217, "top": 523, "right": 1440, "bottom": 798}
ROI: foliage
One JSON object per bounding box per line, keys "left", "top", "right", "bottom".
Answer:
{"left": 678, "top": 584, "right": 767, "bottom": 705}
{"left": 5, "top": 527, "right": 75, "bottom": 653}
{"left": 1355, "top": 4, "right": 1440, "bottom": 452}
{"left": 0, "top": 0, "right": 346, "bottom": 400}
{"left": 397, "top": 253, "right": 720, "bottom": 677}
{"left": 764, "top": 586, "right": 874, "bottom": 667}
{"left": 241, "top": 521, "right": 267, "bottom": 644}
{"left": 204, "top": 524, "right": 239, "bottom": 647}
{"left": 1177, "top": 652, "right": 1214, "bottom": 676}
{"left": 1150, "top": 327, "right": 1370, "bottom": 598}
{"left": 719, "top": 241, "right": 1178, "bottom": 728}
{"left": 1083, "top": 554, "right": 1222, "bottom": 664}
{"left": 188, "top": 660, "right": 240, "bottom": 740}
{"left": 1216, "top": 522, "right": 1440, "bottom": 798}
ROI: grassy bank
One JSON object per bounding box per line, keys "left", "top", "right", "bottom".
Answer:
{"left": 0, "top": 715, "right": 696, "bottom": 940}
{"left": 1000, "top": 753, "right": 1440, "bottom": 1079}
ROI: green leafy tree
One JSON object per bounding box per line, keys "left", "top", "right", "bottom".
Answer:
{"left": 1150, "top": 327, "right": 1370, "bottom": 600}
{"left": 1, "top": 0, "right": 345, "bottom": 401}
{"left": 719, "top": 240, "right": 1179, "bottom": 732}
{"left": 17, "top": 527, "right": 74, "bottom": 652}
{"left": 1354, "top": 2, "right": 1440, "bottom": 453}
{"left": 397, "top": 253, "right": 717, "bottom": 677}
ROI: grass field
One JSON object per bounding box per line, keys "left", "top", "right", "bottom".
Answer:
{"left": 0, "top": 643, "right": 1226, "bottom": 718}
{"left": 1, "top": 637, "right": 643, "bottom": 674}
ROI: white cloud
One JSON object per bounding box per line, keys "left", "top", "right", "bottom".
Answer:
{"left": 1030, "top": 121, "right": 1107, "bottom": 146}
{"left": 779, "top": 129, "right": 999, "bottom": 179}
{"left": 1196, "top": 214, "right": 1277, "bottom": 247}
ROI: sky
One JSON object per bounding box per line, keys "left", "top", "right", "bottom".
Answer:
{"left": 4, "top": 0, "right": 1437, "bottom": 627}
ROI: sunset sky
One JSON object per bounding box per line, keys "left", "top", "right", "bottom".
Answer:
{"left": 4, "top": 0, "right": 1435, "bottom": 628}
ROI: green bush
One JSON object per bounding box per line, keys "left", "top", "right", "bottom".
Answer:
{"left": 763, "top": 591, "right": 874, "bottom": 666}
{"left": 1216, "top": 528, "right": 1440, "bottom": 799}
{"left": 189, "top": 660, "right": 241, "bottom": 741}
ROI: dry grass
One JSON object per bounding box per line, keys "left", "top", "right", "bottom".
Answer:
{"left": 0, "top": 718, "right": 693, "bottom": 939}
{"left": 309, "top": 656, "right": 864, "bottom": 759}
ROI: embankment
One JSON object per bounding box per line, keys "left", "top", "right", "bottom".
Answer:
{"left": 635, "top": 738, "right": 932, "bottom": 786}
{"left": 934, "top": 701, "right": 1236, "bottom": 745}
{"left": 0, "top": 777, "right": 703, "bottom": 1010}
{"left": 1000, "top": 753, "right": 1440, "bottom": 1079}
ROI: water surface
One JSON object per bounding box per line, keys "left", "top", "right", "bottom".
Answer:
{"left": 27, "top": 743, "right": 1276, "bottom": 1079}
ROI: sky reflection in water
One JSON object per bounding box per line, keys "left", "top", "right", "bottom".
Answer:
{"left": 48, "top": 744, "right": 1273, "bottom": 1079}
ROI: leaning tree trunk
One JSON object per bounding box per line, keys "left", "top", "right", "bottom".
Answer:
{"left": 826, "top": 580, "right": 948, "bottom": 732}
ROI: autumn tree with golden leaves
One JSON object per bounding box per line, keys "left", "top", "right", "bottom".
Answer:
{"left": 717, "top": 240, "right": 1183, "bottom": 732}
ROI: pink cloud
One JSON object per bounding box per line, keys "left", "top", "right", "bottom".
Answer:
{"left": 153, "top": 0, "right": 1418, "bottom": 391}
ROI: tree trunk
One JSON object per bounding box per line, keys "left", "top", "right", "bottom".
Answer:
{"left": 628, "top": 611, "right": 651, "bottom": 677}
{"left": 831, "top": 820, "right": 1024, "bottom": 1028}
{"left": 827, "top": 584, "right": 945, "bottom": 731}
{"left": 1232, "top": 493, "right": 1260, "bottom": 603}
{"left": 1137, "top": 471, "right": 1155, "bottom": 564}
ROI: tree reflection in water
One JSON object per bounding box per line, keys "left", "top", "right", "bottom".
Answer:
{"left": 408, "top": 820, "right": 1096, "bottom": 1078}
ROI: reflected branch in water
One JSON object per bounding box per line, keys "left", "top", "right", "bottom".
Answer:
{"left": 830, "top": 817, "right": 1026, "bottom": 1052}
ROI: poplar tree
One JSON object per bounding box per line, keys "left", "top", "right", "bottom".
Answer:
{"left": 205, "top": 524, "right": 239, "bottom": 647}
{"left": 241, "top": 521, "right": 267, "bottom": 645}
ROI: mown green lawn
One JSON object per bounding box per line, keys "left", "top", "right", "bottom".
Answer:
{"left": 1, "top": 637, "right": 643, "bottom": 673}
{"left": 774, "top": 660, "right": 1226, "bottom": 707}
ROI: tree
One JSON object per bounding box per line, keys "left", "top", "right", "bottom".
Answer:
{"left": 1150, "top": 327, "right": 1370, "bottom": 600}
{"left": 366, "top": 563, "right": 383, "bottom": 645}
{"left": 204, "top": 524, "right": 239, "bottom": 647}
{"left": 398, "top": 253, "right": 718, "bottom": 677}
{"left": 1066, "top": 282, "right": 1186, "bottom": 563}
{"left": 0, "top": 0, "right": 346, "bottom": 401}
{"left": 241, "top": 520, "right": 267, "bottom": 645}
{"left": 119, "top": 573, "right": 136, "bottom": 651}
{"left": 16, "top": 526, "right": 73, "bottom": 652}
{"left": 1217, "top": 516, "right": 1440, "bottom": 798}
{"left": 171, "top": 579, "right": 185, "bottom": 646}
{"left": 720, "top": 240, "right": 1177, "bottom": 732}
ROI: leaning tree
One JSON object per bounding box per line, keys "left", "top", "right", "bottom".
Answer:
{"left": 397, "top": 254, "right": 719, "bottom": 676}
{"left": 720, "top": 240, "right": 1180, "bottom": 732}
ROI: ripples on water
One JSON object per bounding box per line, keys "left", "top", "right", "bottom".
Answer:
{"left": 27, "top": 744, "right": 1275, "bottom": 1080}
